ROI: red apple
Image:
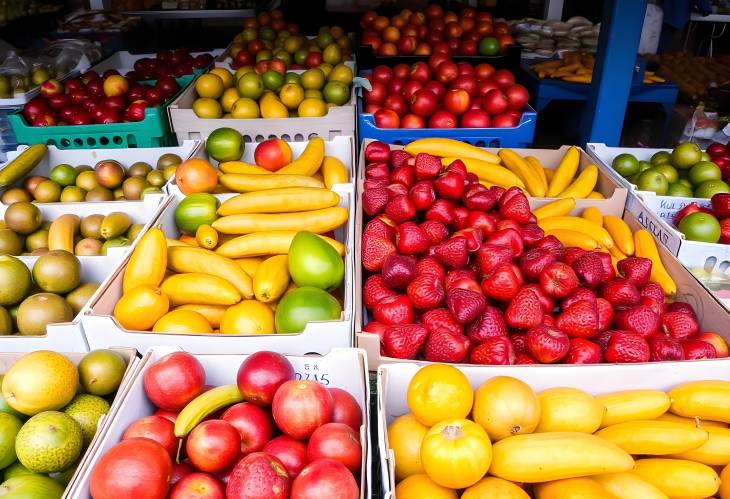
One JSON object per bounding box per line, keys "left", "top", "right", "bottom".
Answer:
{"left": 144, "top": 86, "right": 165, "bottom": 105}
{"left": 82, "top": 70, "right": 101, "bottom": 83}
{"left": 387, "top": 77, "right": 405, "bottom": 95}
{"left": 155, "top": 409, "right": 179, "bottom": 423}
{"left": 70, "top": 111, "right": 92, "bottom": 125}
{"left": 31, "top": 114, "right": 55, "bottom": 127}
{"left": 124, "top": 99, "right": 150, "bottom": 122}
{"left": 170, "top": 472, "right": 225, "bottom": 499}
{"left": 435, "top": 60, "right": 459, "bottom": 84}
{"left": 498, "top": 33, "right": 515, "bottom": 54}
{"left": 374, "top": 108, "right": 400, "bottom": 128}
{"left": 400, "top": 113, "right": 426, "bottom": 128}
{"left": 263, "top": 436, "right": 308, "bottom": 478}
{"left": 58, "top": 106, "right": 80, "bottom": 123}
{"left": 361, "top": 33, "right": 382, "bottom": 51}
{"left": 364, "top": 104, "right": 381, "bottom": 114}
{"left": 482, "top": 89, "right": 509, "bottom": 115}
{"left": 433, "top": 41, "right": 451, "bottom": 54}
{"left": 39, "top": 79, "right": 63, "bottom": 97}
{"left": 475, "top": 63, "right": 496, "bottom": 81}
{"left": 103, "top": 69, "right": 121, "bottom": 78}
{"left": 186, "top": 419, "right": 241, "bottom": 473}
{"left": 103, "top": 95, "right": 127, "bottom": 112}
{"left": 234, "top": 50, "right": 254, "bottom": 69}
{"left": 22, "top": 97, "right": 49, "bottom": 121}
{"left": 443, "top": 88, "right": 471, "bottom": 115}
{"left": 409, "top": 62, "right": 431, "bottom": 83}
{"left": 46, "top": 94, "right": 70, "bottom": 110}
{"left": 459, "top": 39, "right": 478, "bottom": 55}
{"left": 290, "top": 459, "right": 359, "bottom": 499}
{"left": 222, "top": 402, "right": 273, "bottom": 456}
{"left": 493, "top": 68, "right": 516, "bottom": 89}
{"left": 423, "top": 80, "right": 446, "bottom": 100}
{"left": 156, "top": 75, "right": 181, "bottom": 98}
{"left": 461, "top": 108, "right": 491, "bottom": 128}
{"left": 398, "top": 36, "right": 417, "bottom": 55}
{"left": 103, "top": 74, "right": 130, "bottom": 97}
{"left": 171, "top": 462, "right": 195, "bottom": 485}
{"left": 392, "top": 63, "right": 410, "bottom": 80}
{"left": 428, "top": 52, "right": 450, "bottom": 71}
{"left": 383, "top": 94, "right": 408, "bottom": 117}
{"left": 402, "top": 80, "right": 423, "bottom": 100}
{"left": 410, "top": 89, "right": 439, "bottom": 117}
{"left": 493, "top": 112, "right": 519, "bottom": 127}
{"left": 363, "top": 81, "right": 386, "bottom": 105}
{"left": 307, "top": 423, "right": 361, "bottom": 472}
{"left": 69, "top": 89, "right": 91, "bottom": 104}
{"left": 236, "top": 351, "right": 295, "bottom": 406}
{"left": 122, "top": 415, "right": 177, "bottom": 458}
{"left": 695, "top": 332, "right": 729, "bottom": 357}
{"left": 429, "top": 110, "right": 457, "bottom": 128}
{"left": 452, "top": 75, "right": 478, "bottom": 97}
{"left": 707, "top": 142, "right": 726, "bottom": 157}
{"left": 226, "top": 452, "right": 290, "bottom": 499}
{"left": 329, "top": 388, "right": 362, "bottom": 432}
{"left": 272, "top": 380, "right": 333, "bottom": 440}
{"left": 143, "top": 352, "right": 206, "bottom": 412}
{"left": 504, "top": 84, "right": 529, "bottom": 111}
{"left": 371, "top": 65, "right": 393, "bottom": 84}
{"left": 477, "top": 80, "right": 499, "bottom": 97}
{"left": 64, "top": 78, "right": 84, "bottom": 93}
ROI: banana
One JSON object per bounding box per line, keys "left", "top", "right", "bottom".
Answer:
{"left": 538, "top": 217, "right": 613, "bottom": 248}
{"left": 604, "top": 216, "right": 634, "bottom": 256}
{"left": 671, "top": 426, "right": 730, "bottom": 465}
{"left": 525, "top": 156, "right": 549, "bottom": 194}
{"left": 634, "top": 229, "right": 676, "bottom": 296}
{"left": 100, "top": 212, "right": 132, "bottom": 240}
{"left": 0, "top": 144, "right": 46, "bottom": 187}
{"left": 441, "top": 157, "right": 524, "bottom": 188}
{"left": 547, "top": 146, "right": 580, "bottom": 196}
{"left": 581, "top": 207, "right": 603, "bottom": 226}
{"left": 195, "top": 224, "right": 218, "bottom": 249}
{"left": 633, "top": 458, "right": 720, "bottom": 499}
{"left": 175, "top": 304, "right": 227, "bottom": 328}
{"left": 593, "top": 472, "right": 669, "bottom": 499}
{"left": 588, "top": 191, "right": 605, "bottom": 199}
{"left": 534, "top": 478, "right": 613, "bottom": 499}
{"left": 598, "top": 389, "right": 671, "bottom": 428}
{"left": 217, "top": 187, "right": 339, "bottom": 216}
{"left": 178, "top": 234, "right": 198, "bottom": 246}
{"left": 595, "top": 420, "right": 708, "bottom": 455}
{"left": 489, "top": 432, "right": 634, "bottom": 483}
{"left": 542, "top": 228, "right": 601, "bottom": 250}
{"left": 160, "top": 273, "right": 242, "bottom": 306}
{"left": 609, "top": 245, "right": 627, "bottom": 260}
{"left": 253, "top": 255, "right": 290, "bottom": 303}
{"left": 218, "top": 161, "right": 270, "bottom": 174}
{"left": 48, "top": 214, "right": 80, "bottom": 253}
{"left": 656, "top": 413, "right": 727, "bottom": 428}
{"left": 557, "top": 164, "right": 598, "bottom": 199}
{"left": 216, "top": 231, "right": 344, "bottom": 258}
{"left": 533, "top": 198, "right": 576, "bottom": 220}
{"left": 321, "top": 156, "right": 348, "bottom": 188}
{"left": 276, "top": 137, "right": 324, "bottom": 176}
{"left": 544, "top": 168, "right": 555, "bottom": 182}
{"left": 212, "top": 207, "right": 348, "bottom": 235}
{"left": 235, "top": 257, "right": 263, "bottom": 277}
{"left": 498, "top": 149, "right": 546, "bottom": 196}
{"left": 166, "top": 238, "right": 190, "bottom": 247}
{"left": 219, "top": 173, "right": 324, "bottom": 192}
{"left": 404, "top": 137, "right": 501, "bottom": 163}
{"left": 669, "top": 381, "right": 730, "bottom": 423}
{"left": 174, "top": 384, "right": 244, "bottom": 438}
{"left": 167, "top": 246, "right": 253, "bottom": 298}
{"left": 123, "top": 227, "right": 167, "bottom": 293}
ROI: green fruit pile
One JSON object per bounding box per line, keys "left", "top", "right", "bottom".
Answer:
{"left": 612, "top": 142, "right": 729, "bottom": 198}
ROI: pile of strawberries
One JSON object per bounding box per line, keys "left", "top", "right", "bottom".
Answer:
{"left": 360, "top": 140, "right": 728, "bottom": 364}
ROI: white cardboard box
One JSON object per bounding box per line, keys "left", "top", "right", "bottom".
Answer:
{"left": 68, "top": 347, "right": 371, "bottom": 499}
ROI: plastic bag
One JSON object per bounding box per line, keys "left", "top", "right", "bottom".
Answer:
{"left": 681, "top": 106, "right": 724, "bottom": 144}
{"left": 0, "top": 51, "right": 30, "bottom": 97}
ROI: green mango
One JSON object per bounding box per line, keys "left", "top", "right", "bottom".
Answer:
{"left": 274, "top": 286, "right": 341, "bottom": 333}
{"left": 288, "top": 231, "right": 344, "bottom": 291}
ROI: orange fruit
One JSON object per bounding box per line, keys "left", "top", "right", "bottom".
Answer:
{"left": 175, "top": 159, "right": 218, "bottom": 195}
{"left": 153, "top": 309, "right": 213, "bottom": 334}
{"left": 113, "top": 285, "right": 169, "bottom": 330}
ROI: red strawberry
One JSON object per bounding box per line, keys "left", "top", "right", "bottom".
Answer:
{"left": 505, "top": 288, "right": 543, "bottom": 330}
{"left": 601, "top": 279, "right": 640, "bottom": 309}
{"left": 467, "top": 306, "right": 507, "bottom": 343}
{"left": 390, "top": 165, "right": 415, "bottom": 188}
{"left": 464, "top": 182, "right": 488, "bottom": 197}
{"left": 712, "top": 193, "right": 730, "bottom": 218}
{"left": 539, "top": 261, "right": 579, "bottom": 299}
{"left": 497, "top": 219, "right": 521, "bottom": 232}
{"left": 381, "top": 254, "right": 417, "bottom": 289}
{"left": 435, "top": 237, "right": 469, "bottom": 269}
{"left": 565, "top": 338, "right": 602, "bottom": 364}
{"left": 423, "top": 330, "right": 470, "bottom": 362}
{"left": 639, "top": 296, "right": 664, "bottom": 317}
{"left": 523, "top": 284, "right": 555, "bottom": 314}
{"left": 406, "top": 273, "right": 445, "bottom": 310}
{"left": 640, "top": 282, "right": 665, "bottom": 306}
{"left": 542, "top": 314, "right": 556, "bottom": 327}
{"left": 592, "top": 251, "right": 615, "bottom": 280}
{"left": 520, "top": 248, "right": 556, "bottom": 280}
{"left": 596, "top": 330, "right": 618, "bottom": 351}
{"left": 556, "top": 299, "right": 599, "bottom": 338}
{"left": 526, "top": 325, "right": 570, "bottom": 363}
{"left": 469, "top": 336, "right": 515, "bottom": 365}
{"left": 434, "top": 171, "right": 465, "bottom": 200}
{"left": 414, "top": 153, "right": 441, "bottom": 179}
{"left": 453, "top": 227, "right": 483, "bottom": 252}
{"left": 515, "top": 352, "right": 539, "bottom": 364}
{"left": 364, "top": 162, "right": 389, "bottom": 180}
{"left": 520, "top": 224, "right": 545, "bottom": 247}
{"left": 617, "top": 257, "right": 652, "bottom": 287}
{"left": 719, "top": 218, "right": 730, "bottom": 244}
{"left": 422, "top": 308, "right": 463, "bottom": 336}
{"left": 664, "top": 302, "right": 697, "bottom": 318}
{"left": 362, "top": 234, "right": 395, "bottom": 271}
{"left": 386, "top": 182, "right": 408, "bottom": 199}
{"left": 364, "top": 216, "right": 396, "bottom": 241}
{"left": 446, "top": 288, "right": 486, "bottom": 324}
{"left": 385, "top": 195, "right": 416, "bottom": 223}
{"left": 444, "top": 269, "right": 477, "bottom": 289}
{"left": 562, "top": 288, "right": 597, "bottom": 309}
{"left": 464, "top": 190, "right": 499, "bottom": 211}
{"left": 571, "top": 252, "right": 605, "bottom": 288}
{"left": 396, "top": 222, "right": 430, "bottom": 255}
{"left": 373, "top": 295, "right": 414, "bottom": 325}
{"left": 362, "top": 187, "right": 389, "bottom": 216}
{"left": 533, "top": 235, "right": 565, "bottom": 261}
{"left": 499, "top": 186, "right": 521, "bottom": 204}
{"left": 425, "top": 198, "right": 455, "bottom": 225}
{"left": 466, "top": 211, "right": 498, "bottom": 237}
{"left": 648, "top": 335, "right": 684, "bottom": 361}
{"left": 390, "top": 149, "right": 411, "bottom": 169}
{"left": 613, "top": 305, "right": 660, "bottom": 338}
{"left": 476, "top": 244, "right": 514, "bottom": 276}
{"left": 596, "top": 298, "right": 614, "bottom": 332}
{"left": 487, "top": 228, "right": 524, "bottom": 257}
{"left": 604, "top": 332, "right": 650, "bottom": 363}
{"left": 661, "top": 311, "right": 699, "bottom": 340}
{"left": 362, "top": 321, "right": 388, "bottom": 343}
{"left": 408, "top": 181, "right": 436, "bottom": 211}
{"left": 682, "top": 339, "right": 717, "bottom": 360}
{"left": 451, "top": 207, "right": 470, "bottom": 230}
{"left": 382, "top": 324, "right": 428, "bottom": 359}
{"left": 511, "top": 332, "right": 528, "bottom": 353}
{"left": 363, "top": 179, "right": 389, "bottom": 190}
{"left": 416, "top": 257, "right": 446, "bottom": 280}
{"left": 445, "top": 159, "right": 467, "bottom": 177}
{"left": 420, "top": 220, "right": 449, "bottom": 245}
{"left": 481, "top": 263, "right": 522, "bottom": 301}
{"left": 564, "top": 247, "right": 587, "bottom": 266}
{"left": 364, "top": 141, "right": 391, "bottom": 163}
{"left": 363, "top": 275, "right": 396, "bottom": 308}
{"left": 490, "top": 185, "right": 506, "bottom": 201}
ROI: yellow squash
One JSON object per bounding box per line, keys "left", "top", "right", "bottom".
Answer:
{"left": 48, "top": 214, "right": 80, "bottom": 253}
{"left": 218, "top": 160, "right": 270, "bottom": 174}
{"left": 656, "top": 412, "right": 727, "bottom": 428}
{"left": 533, "top": 198, "right": 576, "bottom": 220}
{"left": 212, "top": 207, "right": 348, "bottom": 235}
{"left": 580, "top": 206, "right": 603, "bottom": 226}
{"left": 253, "top": 255, "right": 290, "bottom": 303}
{"left": 462, "top": 477, "right": 529, "bottom": 499}
{"left": 175, "top": 304, "right": 227, "bottom": 329}
{"left": 598, "top": 389, "right": 671, "bottom": 428}
{"left": 321, "top": 155, "right": 348, "bottom": 188}
{"left": 404, "top": 137, "right": 500, "bottom": 163}
{"left": 587, "top": 190, "right": 605, "bottom": 199}
{"left": 167, "top": 245, "right": 253, "bottom": 298}
{"left": 534, "top": 477, "right": 613, "bottom": 499}
{"left": 603, "top": 216, "right": 634, "bottom": 255}
{"left": 671, "top": 426, "right": 730, "bottom": 465}
{"left": 595, "top": 420, "right": 708, "bottom": 455}
{"left": 123, "top": 227, "right": 167, "bottom": 293}
{"left": 276, "top": 137, "right": 324, "bottom": 176}
{"left": 557, "top": 164, "right": 598, "bottom": 199}
{"left": 217, "top": 187, "right": 339, "bottom": 215}
{"left": 593, "top": 472, "right": 668, "bottom": 499}
{"left": 498, "top": 148, "right": 546, "bottom": 196}
{"left": 235, "top": 257, "right": 263, "bottom": 277}
{"left": 160, "top": 273, "right": 241, "bottom": 306}
{"left": 633, "top": 458, "right": 720, "bottom": 499}
{"left": 535, "top": 387, "right": 605, "bottom": 433}
{"left": 547, "top": 146, "right": 580, "bottom": 196}
{"left": 195, "top": 224, "right": 218, "bottom": 249}
{"left": 634, "top": 229, "right": 676, "bottom": 296}
{"left": 216, "top": 231, "right": 344, "bottom": 258}
{"left": 0, "top": 144, "right": 46, "bottom": 187}
{"left": 219, "top": 173, "right": 324, "bottom": 192}
{"left": 669, "top": 380, "right": 730, "bottom": 423}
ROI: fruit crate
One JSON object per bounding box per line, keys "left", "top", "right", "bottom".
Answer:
{"left": 67, "top": 346, "right": 372, "bottom": 499}
{"left": 88, "top": 49, "right": 226, "bottom": 78}
{"left": 354, "top": 42, "right": 523, "bottom": 71}
{"left": 7, "top": 76, "right": 194, "bottom": 149}
{"left": 0, "top": 69, "right": 80, "bottom": 108}
{"left": 376, "top": 355, "right": 730, "bottom": 498}
{"left": 80, "top": 185, "right": 357, "bottom": 354}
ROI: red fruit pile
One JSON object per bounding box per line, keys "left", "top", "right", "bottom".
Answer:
{"left": 130, "top": 48, "right": 214, "bottom": 80}
{"left": 363, "top": 57, "right": 527, "bottom": 129}
{"left": 360, "top": 140, "right": 730, "bottom": 364}
{"left": 707, "top": 141, "right": 730, "bottom": 182}
{"left": 674, "top": 193, "right": 730, "bottom": 244}
{"left": 90, "top": 351, "right": 363, "bottom": 499}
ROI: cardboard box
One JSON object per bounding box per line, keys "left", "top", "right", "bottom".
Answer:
{"left": 377, "top": 357, "right": 730, "bottom": 497}
{"left": 81, "top": 185, "right": 356, "bottom": 354}
{"left": 68, "top": 347, "right": 371, "bottom": 499}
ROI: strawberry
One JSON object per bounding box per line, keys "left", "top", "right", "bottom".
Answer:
{"left": 490, "top": 185, "right": 506, "bottom": 201}
{"left": 523, "top": 284, "right": 555, "bottom": 314}
{"left": 593, "top": 251, "right": 616, "bottom": 281}
{"left": 596, "top": 330, "right": 618, "bottom": 351}
{"left": 469, "top": 337, "right": 515, "bottom": 365}
{"left": 499, "top": 188, "right": 531, "bottom": 224}
{"left": 362, "top": 187, "right": 389, "bottom": 216}
{"left": 565, "top": 338, "right": 602, "bottom": 364}
{"left": 408, "top": 181, "right": 436, "bottom": 211}
{"left": 476, "top": 244, "right": 514, "bottom": 276}
{"left": 497, "top": 219, "right": 521, "bottom": 232}
{"left": 425, "top": 198, "right": 455, "bottom": 225}
{"left": 363, "top": 275, "right": 396, "bottom": 308}
{"left": 381, "top": 254, "right": 417, "bottom": 289}
{"left": 720, "top": 218, "right": 730, "bottom": 244}
{"left": 682, "top": 339, "right": 717, "bottom": 360}
{"left": 361, "top": 234, "right": 395, "bottom": 272}
{"left": 385, "top": 195, "right": 416, "bottom": 223}
{"left": 373, "top": 295, "right": 414, "bottom": 325}
{"left": 362, "top": 321, "right": 388, "bottom": 344}
{"left": 505, "top": 288, "right": 543, "bottom": 330}
{"left": 452, "top": 207, "right": 470, "bottom": 231}
{"left": 564, "top": 247, "right": 587, "bottom": 266}
{"left": 464, "top": 190, "right": 499, "bottom": 211}
{"left": 444, "top": 269, "right": 477, "bottom": 289}
{"left": 446, "top": 288, "right": 486, "bottom": 324}
{"left": 382, "top": 324, "right": 428, "bottom": 359}
{"left": 526, "top": 325, "right": 570, "bottom": 363}
{"left": 712, "top": 193, "right": 730, "bottom": 218}
{"left": 390, "top": 149, "right": 411, "bottom": 169}
{"left": 420, "top": 220, "right": 449, "bottom": 245}
{"left": 617, "top": 257, "right": 652, "bottom": 286}
{"left": 481, "top": 263, "right": 522, "bottom": 301}
{"left": 556, "top": 299, "right": 599, "bottom": 338}
{"left": 520, "top": 223, "right": 545, "bottom": 247}
{"left": 422, "top": 308, "right": 463, "bottom": 336}
{"left": 390, "top": 165, "right": 415, "bottom": 188}
{"left": 661, "top": 311, "right": 699, "bottom": 340}
{"left": 414, "top": 152, "right": 441, "bottom": 179}
{"left": 415, "top": 257, "right": 446, "bottom": 281}
{"left": 364, "top": 162, "right": 389, "bottom": 180}
{"left": 613, "top": 305, "right": 660, "bottom": 338}
{"left": 571, "top": 252, "right": 605, "bottom": 288}
{"left": 396, "top": 222, "right": 430, "bottom": 255}
{"left": 542, "top": 314, "right": 556, "bottom": 327}
{"left": 435, "top": 237, "right": 469, "bottom": 269}
{"left": 387, "top": 182, "right": 408, "bottom": 198}
{"left": 434, "top": 171, "right": 465, "bottom": 200}
{"left": 562, "top": 288, "right": 597, "bottom": 309}
{"left": 604, "top": 332, "right": 650, "bottom": 363}
{"left": 406, "top": 273, "right": 445, "bottom": 310}
{"left": 533, "top": 235, "right": 565, "bottom": 261}
{"left": 423, "top": 330, "right": 470, "bottom": 362}
{"left": 601, "top": 279, "right": 640, "bottom": 309}
{"left": 487, "top": 228, "right": 524, "bottom": 257}
{"left": 639, "top": 296, "right": 664, "bottom": 317}
{"left": 500, "top": 185, "right": 522, "bottom": 204}
{"left": 467, "top": 306, "right": 507, "bottom": 343}
{"left": 664, "top": 301, "right": 697, "bottom": 319}
{"left": 540, "top": 262, "right": 580, "bottom": 299}
{"left": 363, "top": 179, "right": 389, "bottom": 190}
{"left": 464, "top": 182, "right": 488, "bottom": 197}
{"left": 364, "top": 141, "right": 391, "bottom": 163}
{"left": 514, "top": 352, "right": 539, "bottom": 364}
{"left": 445, "top": 159, "right": 467, "bottom": 177}
{"left": 648, "top": 335, "right": 684, "bottom": 361}
{"left": 596, "top": 298, "right": 614, "bottom": 332}
{"left": 640, "top": 282, "right": 665, "bottom": 306}
{"left": 364, "top": 216, "right": 396, "bottom": 241}
{"left": 520, "top": 248, "right": 556, "bottom": 280}
{"left": 466, "top": 211, "right": 498, "bottom": 237}
{"left": 453, "top": 227, "right": 483, "bottom": 252}
{"left": 511, "top": 332, "right": 528, "bottom": 353}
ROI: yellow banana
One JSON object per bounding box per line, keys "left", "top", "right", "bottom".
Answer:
{"left": 123, "top": 227, "right": 167, "bottom": 293}
{"left": 543, "top": 228, "right": 601, "bottom": 250}
{"left": 669, "top": 381, "right": 730, "bottom": 423}
{"left": 441, "top": 157, "right": 524, "bottom": 188}
{"left": 604, "top": 216, "right": 634, "bottom": 256}
{"left": 195, "top": 224, "right": 218, "bottom": 249}
{"left": 581, "top": 206, "right": 603, "bottom": 226}
{"left": 609, "top": 245, "right": 627, "bottom": 260}
{"left": 235, "top": 257, "right": 263, "bottom": 277}
{"left": 175, "top": 304, "right": 227, "bottom": 329}
{"left": 217, "top": 187, "right": 338, "bottom": 216}
{"left": 633, "top": 458, "right": 720, "bottom": 499}
{"left": 671, "top": 426, "right": 730, "bottom": 465}
{"left": 498, "top": 149, "right": 546, "bottom": 196}
{"left": 404, "top": 137, "right": 500, "bottom": 163}
{"left": 253, "top": 255, "right": 290, "bottom": 303}
{"left": 166, "top": 238, "right": 191, "bottom": 247}
{"left": 167, "top": 246, "right": 253, "bottom": 298}
{"left": 634, "top": 229, "right": 676, "bottom": 296}
{"left": 48, "top": 214, "right": 80, "bottom": 253}
{"left": 533, "top": 198, "right": 576, "bottom": 220}
{"left": 213, "top": 207, "right": 348, "bottom": 235}
{"left": 598, "top": 390, "right": 671, "bottom": 428}
{"left": 160, "top": 273, "right": 241, "bottom": 306}
{"left": 544, "top": 168, "right": 555, "bottom": 182}
{"left": 219, "top": 173, "right": 324, "bottom": 192}
{"left": 174, "top": 384, "right": 244, "bottom": 438}
{"left": 525, "top": 156, "right": 549, "bottom": 194}
{"left": 276, "top": 137, "right": 324, "bottom": 176}
{"left": 538, "top": 216, "right": 613, "bottom": 248}
{"left": 595, "top": 420, "right": 708, "bottom": 455}
{"left": 588, "top": 191, "right": 605, "bottom": 199}
{"left": 534, "top": 478, "right": 613, "bottom": 499}
{"left": 479, "top": 180, "right": 496, "bottom": 188}
{"left": 547, "top": 146, "right": 580, "bottom": 196}
{"left": 321, "top": 156, "right": 348, "bottom": 188}
{"left": 216, "top": 231, "right": 344, "bottom": 258}
{"left": 593, "top": 472, "right": 669, "bottom": 499}
{"left": 656, "top": 413, "right": 727, "bottom": 428}
{"left": 557, "top": 164, "right": 598, "bottom": 199}
{"left": 218, "top": 161, "right": 270, "bottom": 174}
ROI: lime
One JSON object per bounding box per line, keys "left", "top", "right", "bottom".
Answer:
{"left": 301, "top": 68, "right": 325, "bottom": 90}
{"left": 262, "top": 70, "right": 284, "bottom": 92}
{"left": 206, "top": 128, "right": 244, "bottom": 162}
{"left": 294, "top": 49, "right": 308, "bottom": 66}
{"left": 479, "top": 37, "right": 500, "bottom": 56}
{"left": 653, "top": 163, "right": 678, "bottom": 184}
{"left": 688, "top": 161, "right": 721, "bottom": 186}
{"left": 638, "top": 160, "right": 653, "bottom": 172}
{"left": 49, "top": 164, "right": 78, "bottom": 187}
{"left": 322, "top": 43, "right": 342, "bottom": 65}
{"left": 677, "top": 178, "right": 693, "bottom": 189}
{"left": 237, "top": 72, "right": 264, "bottom": 100}
{"left": 260, "top": 27, "right": 276, "bottom": 41}
{"left": 678, "top": 212, "right": 721, "bottom": 243}
{"left": 636, "top": 169, "right": 669, "bottom": 195}
{"left": 694, "top": 179, "right": 730, "bottom": 198}
{"left": 650, "top": 151, "right": 671, "bottom": 166}
{"left": 284, "top": 73, "right": 301, "bottom": 85}
{"left": 317, "top": 32, "right": 335, "bottom": 49}
{"left": 628, "top": 172, "right": 642, "bottom": 185}
{"left": 701, "top": 152, "right": 712, "bottom": 162}
{"left": 666, "top": 183, "right": 694, "bottom": 197}
{"left": 322, "top": 81, "right": 350, "bottom": 105}
{"left": 611, "top": 153, "right": 640, "bottom": 178}
{"left": 671, "top": 142, "right": 702, "bottom": 169}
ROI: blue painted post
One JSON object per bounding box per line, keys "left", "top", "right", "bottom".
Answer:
{"left": 580, "top": 0, "right": 648, "bottom": 146}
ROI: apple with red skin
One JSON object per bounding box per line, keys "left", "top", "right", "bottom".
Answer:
{"left": 39, "top": 79, "right": 63, "bottom": 97}
{"left": 234, "top": 50, "right": 254, "bottom": 69}
{"left": 171, "top": 462, "right": 195, "bottom": 485}
{"left": 328, "top": 388, "right": 362, "bottom": 431}
{"left": 170, "top": 472, "right": 225, "bottom": 499}
{"left": 383, "top": 94, "right": 408, "bottom": 117}
{"left": 127, "top": 84, "right": 146, "bottom": 101}
{"left": 364, "top": 81, "right": 386, "bottom": 105}
{"left": 435, "top": 60, "right": 458, "bottom": 84}
{"left": 103, "top": 95, "right": 127, "bottom": 112}
{"left": 144, "top": 86, "right": 165, "bottom": 105}
{"left": 433, "top": 42, "right": 451, "bottom": 55}
{"left": 371, "top": 65, "right": 393, "bottom": 84}
{"left": 374, "top": 108, "right": 400, "bottom": 128}
{"left": 69, "top": 89, "right": 91, "bottom": 105}
{"left": 364, "top": 104, "right": 381, "bottom": 114}
{"left": 263, "top": 436, "right": 309, "bottom": 478}
{"left": 236, "top": 351, "right": 295, "bottom": 406}
{"left": 124, "top": 100, "right": 150, "bottom": 122}
{"left": 475, "top": 63, "right": 496, "bottom": 81}
{"left": 401, "top": 114, "right": 426, "bottom": 128}
{"left": 304, "top": 52, "right": 323, "bottom": 69}
{"left": 423, "top": 80, "right": 446, "bottom": 100}
{"left": 392, "top": 63, "right": 410, "bottom": 80}
{"left": 410, "top": 89, "right": 439, "bottom": 117}
{"left": 459, "top": 39, "right": 478, "bottom": 55}
{"left": 103, "top": 69, "right": 120, "bottom": 78}
{"left": 443, "top": 88, "right": 471, "bottom": 116}
{"left": 447, "top": 37, "right": 461, "bottom": 52}
{"left": 387, "top": 78, "right": 405, "bottom": 95}
{"left": 156, "top": 76, "right": 181, "bottom": 98}
{"left": 226, "top": 452, "right": 290, "bottom": 499}
{"left": 461, "top": 108, "right": 491, "bottom": 128}
{"left": 195, "top": 53, "right": 214, "bottom": 68}
{"left": 143, "top": 351, "right": 206, "bottom": 412}
{"left": 402, "top": 80, "right": 423, "bottom": 100}
{"left": 409, "top": 62, "right": 431, "bottom": 83}
{"left": 428, "top": 53, "right": 450, "bottom": 71}
{"left": 695, "top": 332, "right": 729, "bottom": 357}
{"left": 398, "top": 36, "right": 417, "bottom": 55}
{"left": 23, "top": 98, "right": 49, "bottom": 121}
{"left": 86, "top": 79, "right": 104, "bottom": 97}
{"left": 361, "top": 33, "right": 381, "bottom": 51}
{"left": 46, "top": 94, "right": 70, "bottom": 110}
{"left": 155, "top": 409, "right": 178, "bottom": 423}
{"left": 477, "top": 80, "right": 499, "bottom": 97}
{"left": 31, "top": 114, "right": 55, "bottom": 126}
{"left": 482, "top": 89, "right": 509, "bottom": 115}
{"left": 493, "top": 68, "right": 516, "bottom": 89}
{"left": 272, "top": 380, "right": 333, "bottom": 440}
{"left": 222, "top": 402, "right": 273, "bottom": 456}
{"left": 186, "top": 419, "right": 241, "bottom": 474}
{"left": 290, "top": 459, "right": 359, "bottom": 499}
{"left": 122, "top": 415, "right": 177, "bottom": 458}
{"left": 492, "top": 112, "right": 519, "bottom": 127}
{"left": 82, "top": 70, "right": 101, "bottom": 84}
{"left": 504, "top": 84, "right": 529, "bottom": 111}
{"left": 64, "top": 78, "right": 84, "bottom": 93}
{"left": 70, "top": 111, "right": 93, "bottom": 125}
{"left": 429, "top": 110, "right": 457, "bottom": 128}
{"left": 707, "top": 142, "right": 726, "bottom": 157}
{"left": 307, "top": 423, "right": 362, "bottom": 472}
{"left": 58, "top": 106, "right": 79, "bottom": 123}
{"left": 452, "top": 75, "right": 478, "bottom": 97}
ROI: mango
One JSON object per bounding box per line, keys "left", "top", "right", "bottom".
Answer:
{"left": 288, "top": 231, "right": 344, "bottom": 290}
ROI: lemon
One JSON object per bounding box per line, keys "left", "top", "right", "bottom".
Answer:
{"left": 220, "top": 87, "right": 239, "bottom": 113}
{"left": 231, "top": 98, "right": 260, "bottom": 118}
{"left": 209, "top": 68, "right": 234, "bottom": 89}
{"left": 298, "top": 98, "right": 328, "bottom": 117}
{"left": 304, "top": 89, "right": 323, "bottom": 100}
{"left": 195, "top": 74, "right": 224, "bottom": 99}
{"left": 301, "top": 68, "right": 325, "bottom": 90}
{"left": 235, "top": 66, "right": 255, "bottom": 81}
{"left": 193, "top": 98, "right": 222, "bottom": 118}
{"left": 328, "top": 64, "right": 353, "bottom": 85}
{"left": 279, "top": 83, "right": 305, "bottom": 109}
